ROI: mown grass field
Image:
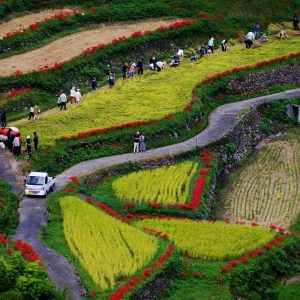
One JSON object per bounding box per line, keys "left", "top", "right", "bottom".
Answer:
{"left": 223, "top": 129, "right": 300, "bottom": 228}
{"left": 134, "top": 219, "right": 275, "bottom": 260}
{"left": 60, "top": 196, "right": 158, "bottom": 290}
{"left": 112, "top": 161, "right": 198, "bottom": 205}
{"left": 12, "top": 37, "right": 300, "bottom": 146}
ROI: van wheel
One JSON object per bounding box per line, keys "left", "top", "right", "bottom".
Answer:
{"left": 45, "top": 190, "right": 48, "bottom": 197}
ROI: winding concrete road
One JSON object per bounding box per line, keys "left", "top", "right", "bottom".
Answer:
{"left": 8, "top": 87, "right": 300, "bottom": 299}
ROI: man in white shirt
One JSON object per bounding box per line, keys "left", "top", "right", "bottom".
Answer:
{"left": 59, "top": 90, "right": 67, "bottom": 110}
{"left": 28, "top": 104, "right": 34, "bottom": 120}
{"left": 75, "top": 89, "right": 82, "bottom": 104}
{"left": 156, "top": 61, "right": 165, "bottom": 72}
{"left": 177, "top": 48, "right": 184, "bottom": 57}
{"left": 245, "top": 32, "right": 255, "bottom": 48}
{"left": 12, "top": 135, "right": 20, "bottom": 156}
{"left": 208, "top": 37, "right": 214, "bottom": 54}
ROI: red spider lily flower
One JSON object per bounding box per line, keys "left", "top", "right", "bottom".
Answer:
{"left": 90, "top": 290, "right": 97, "bottom": 297}
{"left": 276, "top": 236, "right": 285, "bottom": 242}
{"left": 15, "top": 70, "right": 23, "bottom": 76}
{"left": 6, "top": 248, "right": 13, "bottom": 255}
{"left": 165, "top": 113, "right": 172, "bottom": 120}
{"left": 240, "top": 257, "right": 248, "bottom": 263}
{"left": 251, "top": 222, "right": 259, "bottom": 227}
{"left": 272, "top": 240, "right": 280, "bottom": 246}
{"left": 285, "top": 232, "right": 291, "bottom": 237}
{"left": 184, "top": 104, "right": 192, "bottom": 111}
{"left": 230, "top": 259, "right": 239, "bottom": 266}
{"left": 124, "top": 202, "right": 136, "bottom": 207}
{"left": 265, "top": 244, "right": 273, "bottom": 250}
{"left": 199, "top": 12, "right": 212, "bottom": 20}
{"left": 278, "top": 227, "right": 285, "bottom": 233}
{"left": 247, "top": 251, "right": 256, "bottom": 257}
{"left": 221, "top": 264, "right": 232, "bottom": 272}
{"left": 131, "top": 31, "right": 142, "bottom": 38}
{"left": 270, "top": 225, "right": 277, "bottom": 230}
{"left": 200, "top": 169, "right": 209, "bottom": 176}
{"left": 194, "top": 272, "right": 200, "bottom": 278}
{"left": 255, "top": 248, "right": 264, "bottom": 255}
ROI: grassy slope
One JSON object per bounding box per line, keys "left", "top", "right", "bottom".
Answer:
{"left": 223, "top": 128, "right": 300, "bottom": 228}
{"left": 12, "top": 37, "right": 300, "bottom": 146}
{"left": 0, "top": 180, "right": 19, "bottom": 237}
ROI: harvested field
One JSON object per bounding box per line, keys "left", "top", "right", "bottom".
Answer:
{"left": 0, "top": 18, "right": 181, "bottom": 77}
{"left": 224, "top": 130, "right": 300, "bottom": 228}
{"left": 0, "top": 8, "right": 78, "bottom": 37}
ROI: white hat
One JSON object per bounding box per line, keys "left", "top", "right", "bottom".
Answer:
{"left": 27, "top": 135, "right": 30, "bottom": 139}
{"left": 132, "top": 63, "right": 136, "bottom": 67}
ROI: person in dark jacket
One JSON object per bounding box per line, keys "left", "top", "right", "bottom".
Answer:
{"left": 26, "top": 135, "right": 32, "bottom": 158}
{"left": 6, "top": 128, "right": 12, "bottom": 151}
{"left": 292, "top": 13, "right": 299, "bottom": 31}
{"left": 1, "top": 111, "right": 6, "bottom": 129}
{"left": 33, "top": 132, "right": 39, "bottom": 151}
{"left": 91, "top": 78, "right": 98, "bottom": 92}
{"left": 137, "top": 58, "right": 144, "bottom": 75}
{"left": 133, "top": 131, "right": 141, "bottom": 153}
{"left": 122, "top": 63, "right": 128, "bottom": 80}
{"left": 149, "top": 57, "right": 157, "bottom": 70}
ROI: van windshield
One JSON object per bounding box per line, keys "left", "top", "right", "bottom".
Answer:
{"left": 26, "top": 176, "right": 44, "bottom": 185}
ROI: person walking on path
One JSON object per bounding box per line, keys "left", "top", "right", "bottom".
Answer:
{"left": 1, "top": 111, "right": 6, "bottom": 128}
{"left": 133, "top": 131, "right": 140, "bottom": 153}
{"left": 26, "top": 135, "right": 32, "bottom": 158}
{"left": 108, "top": 72, "right": 115, "bottom": 88}
{"left": 245, "top": 32, "right": 255, "bottom": 48}
{"left": 75, "top": 88, "right": 82, "bottom": 104}
{"left": 208, "top": 37, "right": 214, "bottom": 54}
{"left": 129, "top": 63, "right": 136, "bottom": 78}
{"left": 137, "top": 58, "right": 144, "bottom": 76}
{"left": 253, "top": 23, "right": 260, "bottom": 38}
{"left": 70, "top": 86, "right": 76, "bottom": 104}
{"left": 33, "top": 103, "right": 40, "bottom": 120}
{"left": 292, "top": 13, "right": 299, "bottom": 31}
{"left": 139, "top": 134, "right": 146, "bottom": 152}
{"left": 59, "top": 90, "right": 67, "bottom": 111}
{"left": 122, "top": 63, "right": 128, "bottom": 80}
{"left": 33, "top": 132, "right": 38, "bottom": 151}
{"left": 12, "top": 135, "right": 20, "bottom": 156}
{"left": 28, "top": 104, "right": 34, "bottom": 120}
{"left": 91, "top": 78, "right": 98, "bottom": 92}
{"left": 221, "top": 39, "right": 227, "bottom": 52}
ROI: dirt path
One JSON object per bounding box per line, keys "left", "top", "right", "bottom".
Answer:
{"left": 0, "top": 8, "right": 78, "bottom": 37}
{"left": 0, "top": 18, "right": 181, "bottom": 77}
{"left": 0, "top": 148, "right": 23, "bottom": 194}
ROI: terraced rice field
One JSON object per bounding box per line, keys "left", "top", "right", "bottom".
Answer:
{"left": 112, "top": 161, "right": 198, "bottom": 205}
{"left": 60, "top": 196, "right": 157, "bottom": 290}
{"left": 12, "top": 37, "right": 300, "bottom": 146}
{"left": 224, "top": 129, "right": 300, "bottom": 228}
{"left": 135, "top": 219, "right": 275, "bottom": 260}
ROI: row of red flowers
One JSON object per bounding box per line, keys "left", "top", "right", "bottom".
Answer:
{"left": 109, "top": 235, "right": 175, "bottom": 300}
{"left": 124, "top": 150, "right": 211, "bottom": 211}
{"left": 220, "top": 224, "right": 291, "bottom": 274}
{"left": 0, "top": 233, "right": 43, "bottom": 266}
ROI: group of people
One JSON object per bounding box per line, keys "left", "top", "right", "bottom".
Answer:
{"left": 6, "top": 130, "right": 38, "bottom": 158}
{"left": 28, "top": 103, "right": 40, "bottom": 120}
{"left": 133, "top": 131, "right": 146, "bottom": 153}
{"left": 57, "top": 87, "right": 82, "bottom": 110}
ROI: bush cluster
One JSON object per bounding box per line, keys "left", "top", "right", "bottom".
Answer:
{"left": 0, "top": 180, "right": 19, "bottom": 236}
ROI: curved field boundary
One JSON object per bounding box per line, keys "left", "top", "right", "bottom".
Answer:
{"left": 0, "top": 18, "right": 181, "bottom": 77}
{"left": 0, "top": 8, "right": 78, "bottom": 37}
{"left": 12, "top": 88, "right": 300, "bottom": 296}
{"left": 54, "top": 88, "right": 300, "bottom": 189}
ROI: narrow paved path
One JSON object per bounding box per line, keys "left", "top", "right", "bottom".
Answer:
{"left": 0, "top": 18, "right": 180, "bottom": 77}
{"left": 14, "top": 196, "right": 84, "bottom": 299}
{"left": 55, "top": 88, "right": 300, "bottom": 189}
{"left": 11, "top": 88, "right": 300, "bottom": 298}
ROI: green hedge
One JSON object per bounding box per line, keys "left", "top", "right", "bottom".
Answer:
{"left": 0, "top": 180, "right": 19, "bottom": 237}
{"left": 228, "top": 240, "right": 300, "bottom": 300}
